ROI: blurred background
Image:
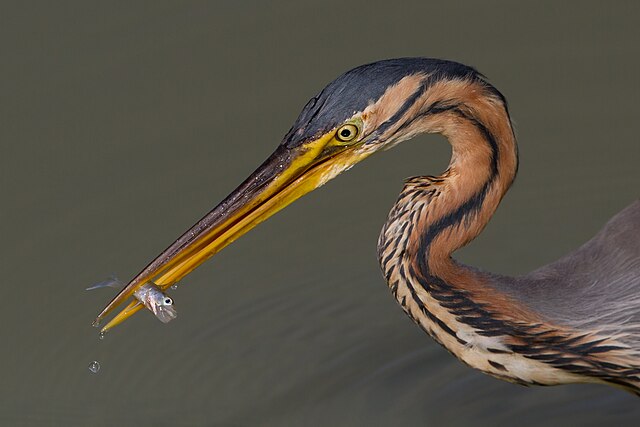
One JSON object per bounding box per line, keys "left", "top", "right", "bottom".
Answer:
{"left": 1, "top": 1, "right": 639, "bottom": 425}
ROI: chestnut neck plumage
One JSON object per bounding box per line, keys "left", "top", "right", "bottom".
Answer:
{"left": 376, "top": 78, "right": 542, "bottom": 358}
{"left": 376, "top": 77, "right": 640, "bottom": 392}
{"left": 378, "top": 77, "right": 519, "bottom": 299}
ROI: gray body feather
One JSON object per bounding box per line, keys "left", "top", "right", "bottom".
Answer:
{"left": 497, "top": 200, "right": 640, "bottom": 350}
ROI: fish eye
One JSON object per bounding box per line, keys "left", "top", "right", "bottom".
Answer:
{"left": 164, "top": 297, "right": 173, "bottom": 305}
{"left": 336, "top": 123, "right": 358, "bottom": 142}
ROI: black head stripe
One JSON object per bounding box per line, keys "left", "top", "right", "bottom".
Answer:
{"left": 282, "top": 58, "right": 483, "bottom": 148}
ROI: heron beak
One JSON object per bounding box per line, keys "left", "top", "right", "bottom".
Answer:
{"left": 96, "top": 129, "right": 372, "bottom": 332}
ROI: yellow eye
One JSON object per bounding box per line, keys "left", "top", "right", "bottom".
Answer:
{"left": 335, "top": 123, "right": 359, "bottom": 142}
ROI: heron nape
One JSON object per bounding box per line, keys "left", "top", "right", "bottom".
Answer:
{"left": 94, "top": 58, "right": 640, "bottom": 394}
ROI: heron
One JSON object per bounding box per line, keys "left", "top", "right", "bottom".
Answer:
{"left": 94, "top": 58, "right": 640, "bottom": 394}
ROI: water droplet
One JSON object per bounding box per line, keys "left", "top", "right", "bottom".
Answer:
{"left": 92, "top": 319, "right": 101, "bottom": 328}
{"left": 170, "top": 284, "right": 178, "bottom": 290}
{"left": 88, "top": 361, "right": 100, "bottom": 374}
{"left": 98, "top": 332, "right": 106, "bottom": 340}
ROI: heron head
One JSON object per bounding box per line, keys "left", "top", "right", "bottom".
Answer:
{"left": 96, "top": 58, "right": 486, "bottom": 331}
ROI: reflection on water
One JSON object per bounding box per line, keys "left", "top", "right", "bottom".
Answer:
{"left": 3, "top": 1, "right": 640, "bottom": 426}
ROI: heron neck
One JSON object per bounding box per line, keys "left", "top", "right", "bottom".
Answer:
{"left": 408, "top": 94, "right": 518, "bottom": 276}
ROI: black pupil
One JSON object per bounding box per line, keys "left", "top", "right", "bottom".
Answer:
{"left": 340, "top": 128, "right": 351, "bottom": 138}
{"left": 165, "top": 298, "right": 171, "bottom": 304}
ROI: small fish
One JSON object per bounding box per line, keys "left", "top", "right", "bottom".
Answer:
{"left": 87, "top": 276, "right": 177, "bottom": 324}
{"left": 132, "top": 282, "right": 177, "bottom": 324}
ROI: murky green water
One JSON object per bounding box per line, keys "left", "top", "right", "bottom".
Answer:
{"left": 2, "top": 1, "right": 639, "bottom": 425}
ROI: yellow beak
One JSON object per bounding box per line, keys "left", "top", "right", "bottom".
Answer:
{"left": 95, "top": 127, "right": 372, "bottom": 333}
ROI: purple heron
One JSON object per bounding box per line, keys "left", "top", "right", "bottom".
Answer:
{"left": 94, "top": 58, "right": 640, "bottom": 393}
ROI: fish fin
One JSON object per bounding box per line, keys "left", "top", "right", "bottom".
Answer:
{"left": 86, "top": 275, "right": 124, "bottom": 291}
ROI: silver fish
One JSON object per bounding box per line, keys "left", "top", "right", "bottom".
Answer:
{"left": 132, "top": 282, "right": 177, "bottom": 324}
{"left": 87, "top": 277, "right": 177, "bottom": 324}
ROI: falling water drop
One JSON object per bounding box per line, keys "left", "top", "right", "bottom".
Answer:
{"left": 88, "top": 361, "right": 101, "bottom": 374}
{"left": 170, "top": 284, "right": 178, "bottom": 290}
{"left": 92, "top": 319, "right": 101, "bottom": 328}
{"left": 98, "top": 332, "right": 106, "bottom": 340}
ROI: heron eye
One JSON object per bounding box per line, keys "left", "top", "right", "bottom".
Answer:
{"left": 336, "top": 124, "right": 358, "bottom": 142}
{"left": 164, "top": 298, "right": 173, "bottom": 305}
